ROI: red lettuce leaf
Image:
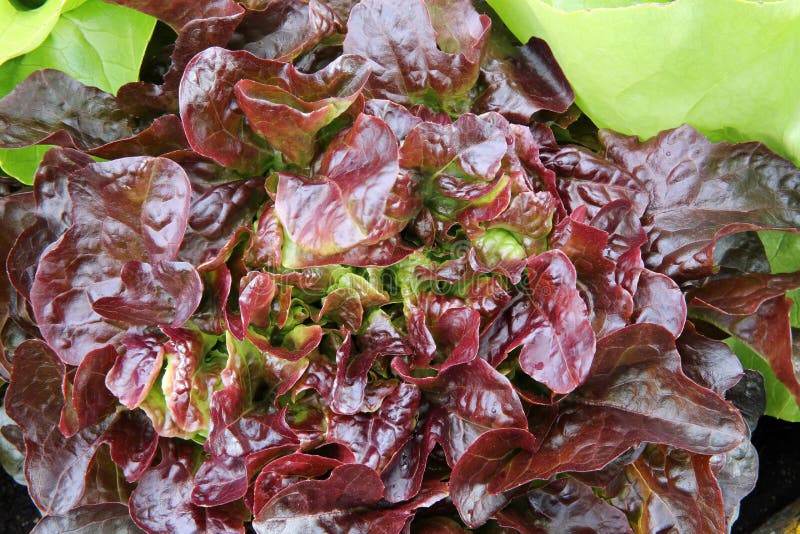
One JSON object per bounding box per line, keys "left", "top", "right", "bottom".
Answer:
{"left": 450, "top": 427, "right": 536, "bottom": 527}
{"left": 401, "top": 113, "right": 507, "bottom": 181}
{"left": 495, "top": 478, "right": 633, "bottom": 534}
{"left": 343, "top": 0, "right": 490, "bottom": 113}
{"left": 631, "top": 269, "right": 687, "bottom": 338}
{"left": 104, "top": 410, "right": 159, "bottom": 483}
{"left": 90, "top": 260, "right": 202, "bottom": 327}
{"left": 714, "top": 438, "right": 759, "bottom": 527}
{"left": 518, "top": 249, "right": 596, "bottom": 394}
{"left": 540, "top": 145, "right": 648, "bottom": 219}
{"left": 688, "top": 272, "right": 800, "bottom": 315}
{"left": 233, "top": 0, "right": 339, "bottom": 62}
{"left": 602, "top": 125, "right": 800, "bottom": 280}
{"left": 692, "top": 295, "right": 800, "bottom": 404}
{"left": 327, "top": 382, "right": 421, "bottom": 470}
{"left": 31, "top": 503, "right": 142, "bottom": 534}
{"left": 180, "top": 48, "right": 368, "bottom": 171}
{"left": 609, "top": 445, "right": 726, "bottom": 534}
{"left": 129, "top": 442, "right": 249, "bottom": 534}
{"left": 275, "top": 114, "right": 415, "bottom": 256}
{"left": 104, "top": 0, "right": 242, "bottom": 30}
{"left": 0, "top": 71, "right": 191, "bottom": 159}
{"left": 5, "top": 340, "right": 115, "bottom": 515}
{"left": 253, "top": 463, "right": 444, "bottom": 533}
{"left": 30, "top": 157, "right": 192, "bottom": 365}
{"left": 676, "top": 321, "right": 743, "bottom": 396}
{"left": 380, "top": 407, "right": 439, "bottom": 503}
{"left": 112, "top": 0, "right": 245, "bottom": 116}
{"left": 550, "top": 210, "right": 637, "bottom": 337}
{"left": 59, "top": 346, "right": 117, "bottom": 437}
{"left": 179, "top": 47, "right": 289, "bottom": 171}
{"left": 453, "top": 323, "right": 746, "bottom": 515}
{"left": 234, "top": 55, "right": 369, "bottom": 165}
{"left": 179, "top": 178, "right": 267, "bottom": 266}
{"left": 159, "top": 328, "right": 223, "bottom": 435}
{"left": 476, "top": 32, "right": 574, "bottom": 123}
{"left": 393, "top": 358, "right": 526, "bottom": 464}
{"left": 0, "top": 70, "right": 135, "bottom": 150}
{"left": 105, "top": 332, "right": 166, "bottom": 409}
{"left": 252, "top": 452, "right": 345, "bottom": 515}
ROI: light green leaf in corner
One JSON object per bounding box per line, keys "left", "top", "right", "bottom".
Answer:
{"left": 0, "top": 0, "right": 86, "bottom": 66}
{"left": 0, "top": 0, "right": 155, "bottom": 183}
{"left": 487, "top": 0, "right": 800, "bottom": 166}
{"left": 760, "top": 230, "right": 800, "bottom": 328}
{"left": 728, "top": 337, "right": 800, "bottom": 422}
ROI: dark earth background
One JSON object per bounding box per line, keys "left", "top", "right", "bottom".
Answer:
{"left": 0, "top": 416, "right": 796, "bottom": 533}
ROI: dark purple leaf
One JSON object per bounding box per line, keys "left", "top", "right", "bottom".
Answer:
{"left": 380, "top": 408, "right": 439, "bottom": 503}
{"left": 327, "top": 382, "right": 421, "bottom": 470}
{"left": 104, "top": 0, "right": 243, "bottom": 30}
{"left": 5, "top": 340, "right": 114, "bottom": 515}
{"left": 530, "top": 325, "right": 746, "bottom": 475}
{"left": 59, "top": 345, "right": 117, "bottom": 437}
{"left": 495, "top": 478, "right": 633, "bottom": 534}
{"left": 692, "top": 295, "right": 800, "bottom": 404}
{"left": 129, "top": 442, "right": 249, "bottom": 534}
{"left": 252, "top": 452, "right": 345, "bottom": 515}
{"left": 254, "top": 463, "right": 416, "bottom": 533}
{"left": 476, "top": 34, "right": 573, "bottom": 122}
{"left": 676, "top": 321, "right": 744, "bottom": 396}
{"left": 450, "top": 428, "right": 536, "bottom": 527}
{"left": 631, "top": 269, "right": 687, "bottom": 337}
{"left": 110, "top": 0, "right": 245, "bottom": 117}
{"left": 180, "top": 177, "right": 267, "bottom": 265}
{"left": 725, "top": 370, "right": 766, "bottom": 433}
{"left": 104, "top": 410, "right": 159, "bottom": 483}
{"left": 609, "top": 445, "right": 725, "bottom": 534}
{"left": 602, "top": 125, "right": 800, "bottom": 280}
{"left": 0, "top": 70, "right": 135, "bottom": 150}
{"left": 343, "top": 0, "right": 490, "bottom": 113}
{"left": 393, "top": 358, "right": 526, "bottom": 464}
{"left": 688, "top": 272, "right": 800, "bottom": 315}
{"left": 461, "top": 324, "right": 746, "bottom": 505}
{"left": 551, "top": 212, "right": 635, "bottom": 337}
{"left": 714, "top": 438, "right": 758, "bottom": 526}
{"left": 540, "top": 145, "right": 648, "bottom": 219}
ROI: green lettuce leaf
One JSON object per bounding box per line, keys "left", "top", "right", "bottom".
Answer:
{"left": 727, "top": 338, "right": 800, "bottom": 422}
{"left": 0, "top": 0, "right": 155, "bottom": 183}
{"left": 760, "top": 231, "right": 800, "bottom": 328}
{"left": 0, "top": 0, "right": 86, "bottom": 65}
{"left": 487, "top": 0, "right": 800, "bottom": 165}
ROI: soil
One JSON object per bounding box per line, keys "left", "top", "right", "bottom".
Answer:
{"left": 733, "top": 416, "right": 800, "bottom": 533}
{"left": 0, "top": 468, "right": 38, "bottom": 533}
{"left": 0, "top": 415, "right": 797, "bottom": 532}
